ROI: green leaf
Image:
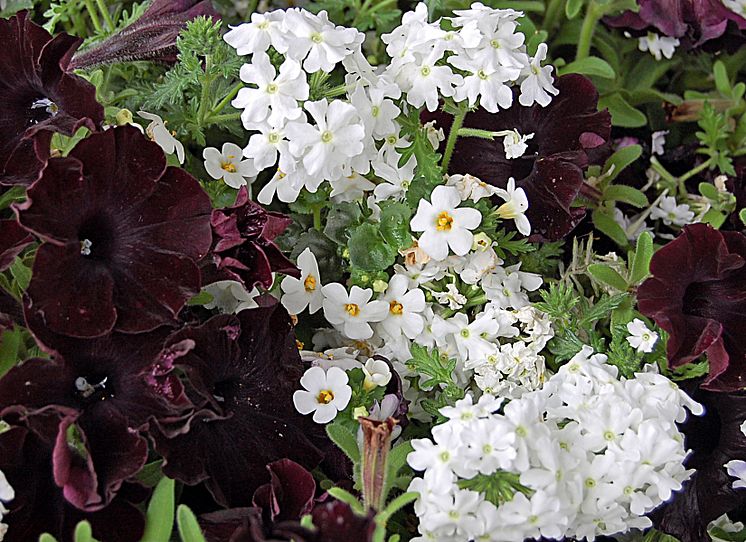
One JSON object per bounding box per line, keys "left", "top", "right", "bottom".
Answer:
{"left": 713, "top": 60, "right": 731, "bottom": 97}
{"left": 0, "top": 327, "right": 22, "bottom": 379}
{"left": 291, "top": 229, "right": 344, "bottom": 282}
{"left": 603, "top": 185, "right": 648, "bottom": 208}
{"left": 739, "top": 208, "right": 746, "bottom": 226}
{"left": 592, "top": 208, "right": 629, "bottom": 247}
{"left": 579, "top": 293, "right": 629, "bottom": 328}
{"left": 137, "top": 460, "right": 165, "bottom": 487}
{"left": 587, "top": 264, "right": 628, "bottom": 291}
{"left": 176, "top": 505, "right": 207, "bottom": 542}
{"left": 598, "top": 93, "right": 647, "bottom": 127}
{"left": 699, "top": 181, "right": 721, "bottom": 200}
{"left": 379, "top": 202, "right": 412, "bottom": 250}
{"left": 9, "top": 257, "right": 31, "bottom": 291}
{"left": 559, "top": 56, "right": 615, "bottom": 79}
{"left": 643, "top": 528, "right": 682, "bottom": 542}
{"left": 141, "top": 477, "right": 175, "bottom": 542}
{"left": 603, "top": 144, "right": 642, "bottom": 182}
{"left": 39, "top": 535, "right": 59, "bottom": 542}
{"left": 382, "top": 441, "right": 414, "bottom": 503}
{"left": 378, "top": 492, "right": 419, "bottom": 521}
{"left": 348, "top": 223, "right": 397, "bottom": 272}
{"left": 565, "top": 0, "right": 584, "bottom": 18}
{"left": 324, "top": 202, "right": 363, "bottom": 246}
{"left": 326, "top": 487, "right": 365, "bottom": 514}
{"left": 701, "top": 208, "right": 727, "bottom": 228}
{"left": 458, "top": 472, "right": 533, "bottom": 506}
{"left": 629, "top": 231, "right": 653, "bottom": 284}
{"left": 326, "top": 421, "right": 361, "bottom": 464}
{"left": 0, "top": 186, "right": 25, "bottom": 211}
{"left": 74, "top": 521, "right": 96, "bottom": 542}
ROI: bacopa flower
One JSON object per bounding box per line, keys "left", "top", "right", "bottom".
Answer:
{"left": 281, "top": 247, "right": 324, "bottom": 315}
{"left": 424, "top": 74, "right": 611, "bottom": 241}
{"left": 69, "top": 0, "right": 220, "bottom": 69}
{"left": 0, "top": 320, "right": 188, "bottom": 512}
{"left": 151, "top": 305, "right": 323, "bottom": 508}
{"left": 293, "top": 366, "right": 352, "bottom": 423}
{"left": 206, "top": 186, "right": 298, "bottom": 291}
{"left": 638, "top": 224, "right": 746, "bottom": 391}
{"left": 16, "top": 126, "right": 212, "bottom": 338}
{"left": 605, "top": 0, "right": 746, "bottom": 48}
{"left": 0, "top": 418, "right": 147, "bottom": 542}
{"left": 203, "top": 142, "right": 257, "bottom": 189}
{"left": 0, "top": 11, "right": 103, "bottom": 186}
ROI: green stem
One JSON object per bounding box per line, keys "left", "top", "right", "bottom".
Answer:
{"left": 457, "top": 127, "right": 497, "bottom": 140}
{"left": 678, "top": 157, "right": 713, "bottom": 182}
{"left": 210, "top": 83, "right": 243, "bottom": 118}
{"left": 83, "top": 0, "right": 102, "bottom": 33}
{"left": 313, "top": 205, "right": 323, "bottom": 230}
{"left": 95, "top": 0, "right": 115, "bottom": 31}
{"left": 441, "top": 109, "right": 467, "bottom": 172}
{"left": 197, "top": 55, "right": 214, "bottom": 125}
{"left": 576, "top": 1, "right": 600, "bottom": 60}
{"left": 209, "top": 112, "right": 242, "bottom": 124}
{"left": 543, "top": 0, "right": 565, "bottom": 30}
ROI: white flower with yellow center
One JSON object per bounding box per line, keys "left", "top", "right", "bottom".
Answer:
{"left": 410, "top": 185, "right": 482, "bottom": 261}
{"left": 321, "top": 283, "right": 388, "bottom": 340}
{"left": 203, "top": 142, "right": 257, "bottom": 189}
{"left": 293, "top": 366, "right": 352, "bottom": 424}
{"left": 500, "top": 129, "right": 534, "bottom": 159}
{"left": 202, "top": 280, "right": 260, "bottom": 314}
{"left": 626, "top": 319, "right": 658, "bottom": 353}
{"left": 446, "top": 173, "right": 499, "bottom": 203}
{"left": 519, "top": 43, "right": 559, "bottom": 107}
{"left": 377, "top": 274, "right": 426, "bottom": 340}
{"left": 281, "top": 248, "right": 324, "bottom": 315}
{"left": 495, "top": 177, "right": 530, "bottom": 236}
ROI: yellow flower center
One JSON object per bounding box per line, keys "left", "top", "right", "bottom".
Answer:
{"left": 296, "top": 339, "right": 304, "bottom": 350}
{"left": 345, "top": 303, "right": 360, "bottom": 316}
{"left": 389, "top": 300, "right": 404, "bottom": 315}
{"left": 436, "top": 211, "right": 454, "bottom": 231}
{"left": 317, "top": 389, "right": 334, "bottom": 404}
{"left": 304, "top": 274, "right": 317, "bottom": 292}
{"left": 221, "top": 162, "right": 237, "bottom": 173}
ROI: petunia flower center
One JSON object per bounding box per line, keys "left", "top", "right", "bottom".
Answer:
{"left": 317, "top": 389, "right": 334, "bottom": 404}
{"left": 28, "top": 97, "right": 59, "bottom": 124}
{"left": 75, "top": 375, "right": 113, "bottom": 402}
{"left": 389, "top": 300, "right": 404, "bottom": 315}
{"left": 221, "top": 161, "right": 237, "bottom": 173}
{"left": 78, "top": 215, "right": 116, "bottom": 261}
{"left": 344, "top": 303, "right": 360, "bottom": 317}
{"left": 80, "top": 238, "right": 93, "bottom": 256}
{"left": 304, "top": 274, "right": 317, "bottom": 292}
{"left": 436, "top": 211, "right": 454, "bottom": 231}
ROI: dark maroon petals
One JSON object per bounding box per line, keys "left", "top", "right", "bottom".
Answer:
{"left": 638, "top": 224, "right": 746, "bottom": 391}
{"left": 0, "top": 12, "right": 103, "bottom": 186}
{"left": 253, "top": 460, "right": 317, "bottom": 523}
{"left": 70, "top": 0, "right": 221, "bottom": 69}
{"left": 0, "top": 356, "right": 77, "bottom": 413}
{"left": 311, "top": 500, "right": 376, "bottom": 542}
{"left": 153, "top": 305, "right": 323, "bottom": 508}
{"left": 27, "top": 243, "right": 117, "bottom": 338}
{"left": 432, "top": 74, "right": 610, "bottom": 241}
{"left": 0, "top": 421, "right": 146, "bottom": 542}
{"left": 207, "top": 188, "right": 298, "bottom": 290}
{"left": 17, "top": 126, "right": 212, "bottom": 337}
{"left": 655, "top": 391, "right": 746, "bottom": 541}
{"left": 0, "top": 219, "right": 32, "bottom": 271}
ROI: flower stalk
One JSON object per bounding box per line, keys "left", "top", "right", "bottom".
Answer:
{"left": 360, "top": 417, "right": 397, "bottom": 512}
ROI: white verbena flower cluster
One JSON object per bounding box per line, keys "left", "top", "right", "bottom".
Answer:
{"left": 223, "top": 3, "right": 558, "bottom": 207}
{"left": 407, "top": 346, "right": 703, "bottom": 542}
{"left": 0, "top": 469, "right": 13, "bottom": 540}
{"left": 725, "top": 420, "right": 746, "bottom": 490}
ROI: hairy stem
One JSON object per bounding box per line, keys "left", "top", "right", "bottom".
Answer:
{"left": 576, "top": 1, "right": 600, "bottom": 60}
{"left": 441, "top": 109, "right": 468, "bottom": 172}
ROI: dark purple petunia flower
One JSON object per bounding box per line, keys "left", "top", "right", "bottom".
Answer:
{"left": 637, "top": 224, "right": 746, "bottom": 391}
{"left": 605, "top": 0, "right": 746, "bottom": 47}
{"left": 425, "top": 74, "right": 611, "bottom": 241}
{"left": 70, "top": 0, "right": 220, "bottom": 69}
{"left": 0, "top": 415, "right": 147, "bottom": 542}
{"left": 15, "top": 125, "right": 213, "bottom": 338}
{"left": 0, "top": 11, "right": 104, "bottom": 187}
{"left": 653, "top": 391, "right": 746, "bottom": 542}
{"left": 151, "top": 304, "right": 323, "bottom": 508}
{"left": 0, "top": 321, "right": 190, "bottom": 511}
{"left": 204, "top": 187, "right": 299, "bottom": 290}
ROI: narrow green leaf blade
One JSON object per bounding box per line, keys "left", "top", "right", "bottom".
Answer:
{"left": 559, "top": 56, "right": 615, "bottom": 79}
{"left": 603, "top": 144, "right": 642, "bottom": 182}
{"left": 141, "top": 476, "right": 175, "bottom": 542}
{"left": 176, "top": 505, "right": 207, "bottom": 542}
{"left": 603, "top": 185, "right": 648, "bottom": 208}
{"left": 588, "top": 264, "right": 629, "bottom": 291}
{"left": 630, "top": 232, "right": 653, "bottom": 284}
{"left": 592, "top": 209, "right": 629, "bottom": 247}
{"left": 326, "top": 421, "right": 361, "bottom": 464}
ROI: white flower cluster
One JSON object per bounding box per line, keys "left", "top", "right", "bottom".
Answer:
{"left": 223, "top": 3, "right": 558, "bottom": 205}
{"left": 725, "top": 420, "right": 746, "bottom": 490}
{"left": 407, "top": 346, "right": 703, "bottom": 542}
{"left": 382, "top": 2, "right": 558, "bottom": 112}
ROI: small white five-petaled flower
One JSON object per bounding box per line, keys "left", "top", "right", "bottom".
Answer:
{"left": 626, "top": 318, "right": 658, "bottom": 353}
{"left": 203, "top": 142, "right": 257, "bottom": 189}
{"left": 281, "top": 248, "right": 324, "bottom": 315}
{"left": 495, "top": 177, "right": 531, "bottom": 236}
{"left": 410, "top": 185, "right": 482, "bottom": 260}
{"left": 293, "top": 366, "right": 352, "bottom": 424}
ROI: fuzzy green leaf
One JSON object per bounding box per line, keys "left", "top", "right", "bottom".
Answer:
{"left": 559, "top": 56, "right": 615, "bottom": 79}
{"left": 458, "top": 472, "right": 533, "bottom": 506}
{"left": 603, "top": 185, "right": 648, "bottom": 208}
{"left": 326, "top": 421, "right": 361, "bottom": 464}
{"left": 588, "top": 264, "right": 628, "bottom": 291}
{"left": 348, "top": 224, "right": 397, "bottom": 272}
{"left": 326, "top": 487, "right": 365, "bottom": 514}
{"left": 629, "top": 232, "right": 653, "bottom": 284}
{"left": 141, "top": 476, "right": 175, "bottom": 542}
{"left": 324, "top": 202, "right": 363, "bottom": 245}
{"left": 379, "top": 202, "right": 412, "bottom": 250}
{"left": 74, "top": 521, "right": 96, "bottom": 542}
{"left": 592, "top": 209, "right": 629, "bottom": 247}
{"left": 603, "top": 144, "right": 642, "bottom": 182}
{"left": 599, "top": 93, "right": 647, "bottom": 127}
{"left": 176, "top": 505, "right": 207, "bottom": 542}
{"left": 565, "top": 0, "right": 584, "bottom": 18}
